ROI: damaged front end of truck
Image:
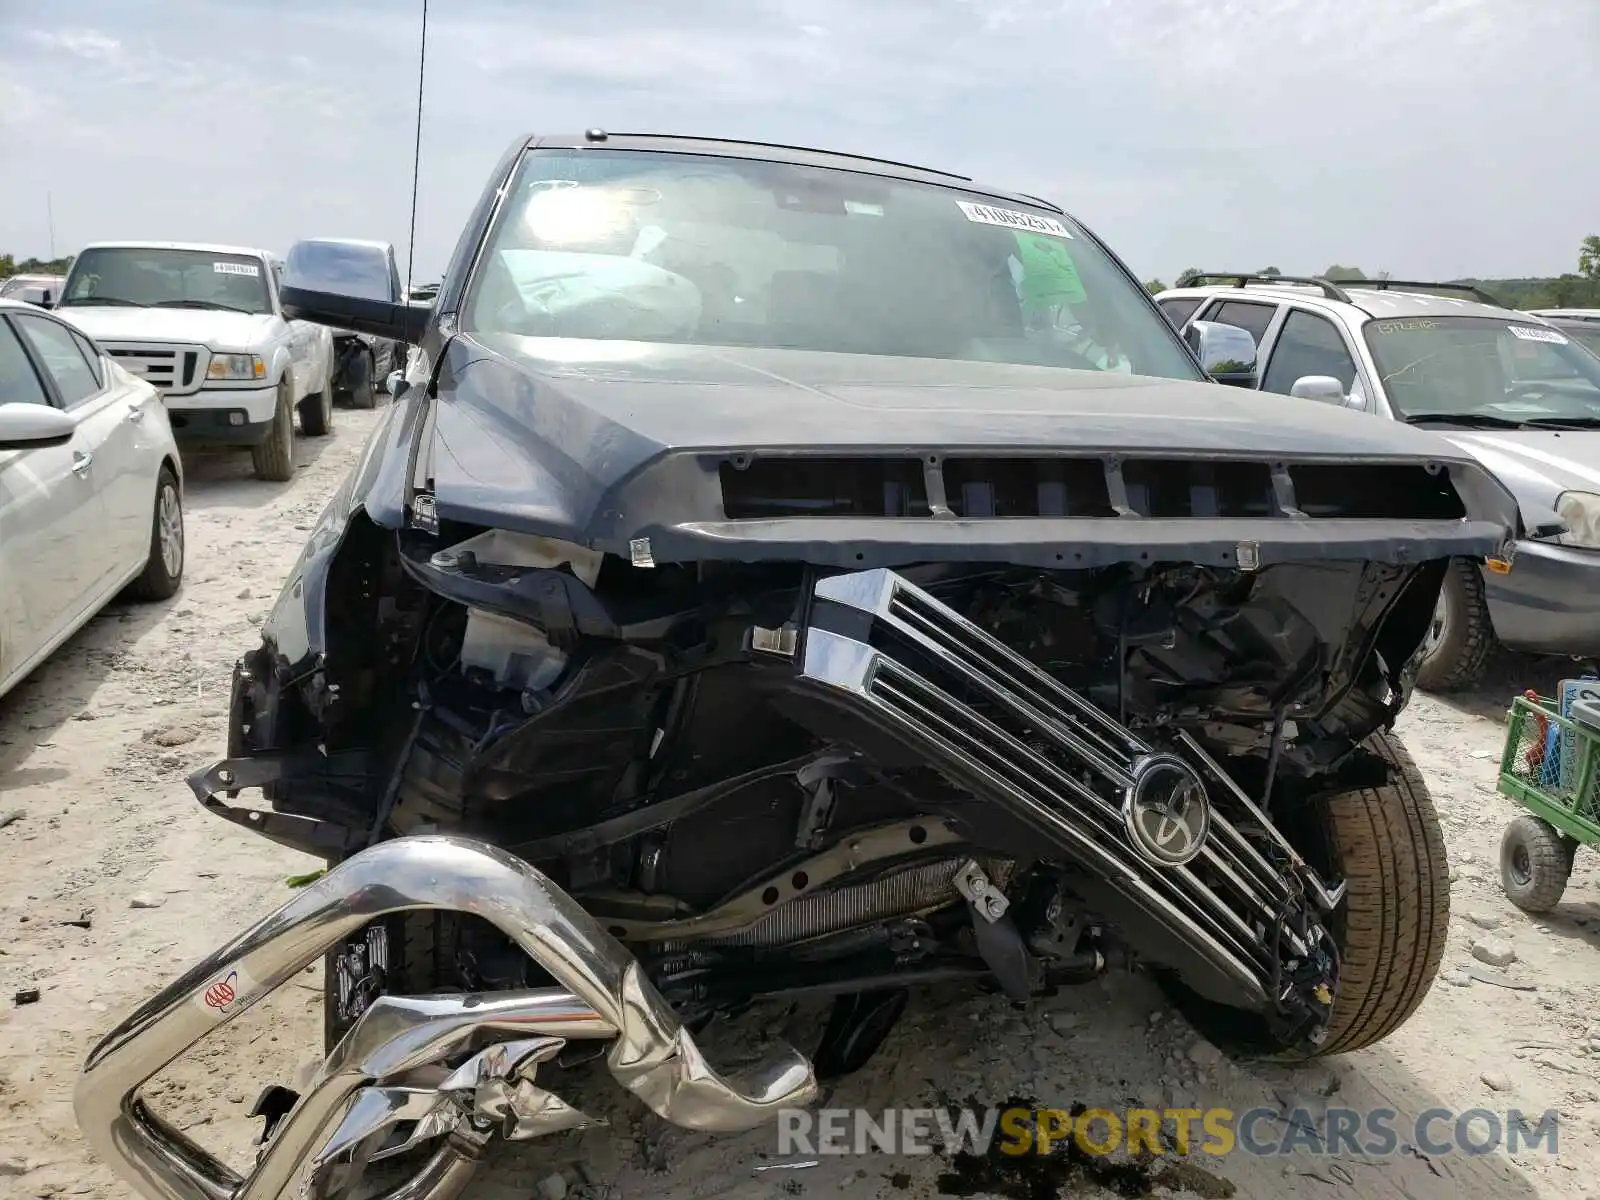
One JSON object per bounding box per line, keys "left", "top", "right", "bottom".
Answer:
{"left": 76, "top": 133, "right": 1521, "bottom": 1200}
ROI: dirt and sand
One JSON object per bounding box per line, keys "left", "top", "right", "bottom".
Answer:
{"left": 1, "top": 407, "right": 1597, "bottom": 1200}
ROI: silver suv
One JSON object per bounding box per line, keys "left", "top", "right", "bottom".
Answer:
{"left": 1156, "top": 273, "right": 1600, "bottom": 691}
{"left": 1528, "top": 309, "right": 1600, "bottom": 358}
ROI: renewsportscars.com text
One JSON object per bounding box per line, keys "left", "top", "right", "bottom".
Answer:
{"left": 778, "top": 1106, "right": 1560, "bottom": 1159}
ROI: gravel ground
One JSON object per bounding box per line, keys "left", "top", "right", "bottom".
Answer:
{"left": 1, "top": 406, "right": 1597, "bottom": 1200}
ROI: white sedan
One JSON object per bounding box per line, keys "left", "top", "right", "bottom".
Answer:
{"left": 0, "top": 298, "right": 185, "bottom": 702}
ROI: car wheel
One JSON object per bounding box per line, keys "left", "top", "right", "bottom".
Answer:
{"left": 1414, "top": 558, "right": 1494, "bottom": 693}
{"left": 125, "top": 465, "right": 184, "bottom": 602}
{"left": 251, "top": 379, "right": 296, "bottom": 482}
{"left": 1163, "top": 730, "right": 1448, "bottom": 1059}
{"left": 1499, "top": 814, "right": 1574, "bottom": 913}
{"left": 348, "top": 351, "right": 377, "bottom": 410}
{"left": 298, "top": 373, "right": 334, "bottom": 437}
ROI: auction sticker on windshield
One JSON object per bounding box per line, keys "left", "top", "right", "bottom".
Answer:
{"left": 1508, "top": 325, "right": 1568, "bottom": 345}
{"left": 214, "top": 262, "right": 260, "bottom": 277}
{"left": 1013, "top": 232, "right": 1086, "bottom": 307}
{"left": 956, "top": 201, "right": 1072, "bottom": 239}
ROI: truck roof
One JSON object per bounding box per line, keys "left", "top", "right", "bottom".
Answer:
{"left": 520, "top": 131, "right": 1064, "bottom": 213}
{"left": 76, "top": 241, "right": 271, "bottom": 258}
{"left": 290, "top": 237, "right": 393, "bottom": 251}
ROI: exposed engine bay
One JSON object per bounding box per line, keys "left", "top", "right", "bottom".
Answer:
{"left": 194, "top": 514, "right": 1445, "bottom": 1068}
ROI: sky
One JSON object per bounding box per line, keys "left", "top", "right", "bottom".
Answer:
{"left": 2, "top": 0, "right": 1597, "bottom": 286}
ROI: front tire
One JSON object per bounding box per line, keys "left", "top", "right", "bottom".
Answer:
{"left": 347, "top": 350, "right": 377, "bottom": 410}
{"left": 298, "top": 374, "right": 334, "bottom": 437}
{"left": 1415, "top": 559, "right": 1494, "bottom": 693}
{"left": 251, "top": 379, "right": 296, "bottom": 482}
{"left": 1169, "top": 731, "right": 1449, "bottom": 1058}
{"left": 124, "top": 465, "right": 184, "bottom": 602}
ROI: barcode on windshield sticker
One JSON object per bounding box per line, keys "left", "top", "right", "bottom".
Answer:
{"left": 214, "top": 262, "right": 260, "bottom": 277}
{"left": 1508, "top": 325, "right": 1568, "bottom": 345}
{"left": 956, "top": 201, "right": 1072, "bottom": 239}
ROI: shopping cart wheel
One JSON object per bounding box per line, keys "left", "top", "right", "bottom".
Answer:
{"left": 1499, "top": 815, "right": 1574, "bottom": 913}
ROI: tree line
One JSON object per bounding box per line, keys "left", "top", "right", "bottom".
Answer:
{"left": 0, "top": 254, "right": 75, "bottom": 279}
{"left": 1143, "top": 236, "right": 1600, "bottom": 309}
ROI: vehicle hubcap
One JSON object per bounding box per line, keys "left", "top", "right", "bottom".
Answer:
{"left": 1509, "top": 844, "right": 1532, "bottom": 886}
{"left": 158, "top": 484, "right": 183, "bottom": 577}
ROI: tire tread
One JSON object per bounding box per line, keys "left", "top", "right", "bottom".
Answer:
{"left": 251, "top": 382, "right": 296, "bottom": 482}
{"left": 1314, "top": 731, "right": 1449, "bottom": 1055}
{"left": 1416, "top": 559, "right": 1494, "bottom": 692}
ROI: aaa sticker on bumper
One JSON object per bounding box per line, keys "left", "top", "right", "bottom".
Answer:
{"left": 195, "top": 963, "right": 258, "bottom": 1018}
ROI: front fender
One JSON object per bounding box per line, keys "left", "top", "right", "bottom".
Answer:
{"left": 260, "top": 388, "right": 430, "bottom": 669}
{"left": 267, "top": 342, "right": 296, "bottom": 395}
{"left": 315, "top": 325, "right": 336, "bottom": 389}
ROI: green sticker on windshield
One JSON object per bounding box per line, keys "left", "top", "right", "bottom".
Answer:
{"left": 1013, "top": 232, "right": 1086, "bottom": 309}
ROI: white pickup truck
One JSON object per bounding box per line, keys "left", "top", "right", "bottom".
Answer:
{"left": 55, "top": 242, "right": 335, "bottom": 481}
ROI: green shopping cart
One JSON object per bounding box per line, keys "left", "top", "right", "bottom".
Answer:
{"left": 1496, "top": 689, "right": 1600, "bottom": 912}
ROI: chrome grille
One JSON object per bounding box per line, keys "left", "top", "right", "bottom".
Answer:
{"left": 798, "top": 568, "right": 1343, "bottom": 1003}
{"left": 104, "top": 343, "right": 210, "bottom": 396}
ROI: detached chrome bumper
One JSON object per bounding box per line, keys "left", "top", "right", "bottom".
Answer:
{"left": 75, "top": 836, "right": 817, "bottom": 1200}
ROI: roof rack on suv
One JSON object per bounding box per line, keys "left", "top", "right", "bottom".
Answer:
{"left": 1174, "top": 272, "right": 1351, "bottom": 303}
{"left": 1350, "top": 279, "right": 1506, "bottom": 307}
{"left": 588, "top": 131, "right": 975, "bottom": 183}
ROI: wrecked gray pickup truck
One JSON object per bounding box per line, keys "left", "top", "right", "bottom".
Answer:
{"left": 282, "top": 237, "right": 405, "bottom": 409}
{"left": 78, "top": 133, "right": 1517, "bottom": 1200}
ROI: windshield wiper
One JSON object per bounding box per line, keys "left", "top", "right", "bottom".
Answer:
{"left": 153, "top": 299, "right": 253, "bottom": 314}
{"left": 1402, "top": 412, "right": 1542, "bottom": 430}
{"left": 60, "top": 297, "right": 139, "bottom": 307}
{"left": 1404, "top": 411, "right": 1600, "bottom": 432}
{"left": 1515, "top": 415, "right": 1600, "bottom": 430}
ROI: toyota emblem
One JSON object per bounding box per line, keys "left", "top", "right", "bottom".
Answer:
{"left": 1124, "top": 755, "right": 1211, "bottom": 867}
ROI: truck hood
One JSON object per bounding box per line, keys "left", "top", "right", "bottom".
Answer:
{"left": 1444, "top": 430, "right": 1600, "bottom": 512}
{"left": 56, "top": 305, "right": 279, "bottom": 350}
{"left": 456, "top": 335, "right": 1481, "bottom": 457}
{"left": 417, "top": 335, "right": 1519, "bottom": 566}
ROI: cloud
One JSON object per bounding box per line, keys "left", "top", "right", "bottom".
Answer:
{"left": 25, "top": 28, "right": 122, "bottom": 60}
{"left": 0, "top": 0, "right": 1595, "bottom": 284}
{"left": 0, "top": 81, "right": 49, "bottom": 128}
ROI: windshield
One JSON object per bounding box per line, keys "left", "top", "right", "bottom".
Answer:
{"left": 284, "top": 241, "right": 394, "bottom": 302}
{"left": 1364, "top": 315, "right": 1600, "bottom": 424}
{"left": 462, "top": 149, "right": 1202, "bottom": 379}
{"left": 61, "top": 247, "right": 272, "bottom": 315}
